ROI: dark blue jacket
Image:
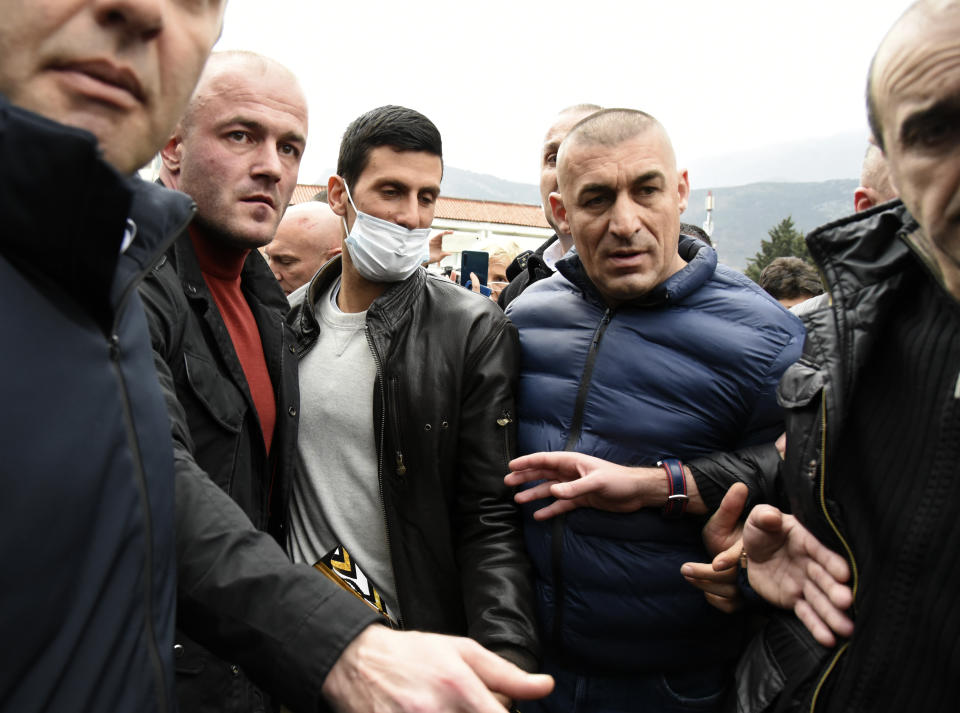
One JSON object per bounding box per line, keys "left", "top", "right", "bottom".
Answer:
{"left": 507, "top": 237, "right": 804, "bottom": 673}
{"left": 0, "top": 96, "right": 188, "bottom": 712}
{"left": 0, "top": 96, "right": 380, "bottom": 713}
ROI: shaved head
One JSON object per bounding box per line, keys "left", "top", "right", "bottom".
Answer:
{"left": 266, "top": 202, "right": 342, "bottom": 294}
{"left": 867, "top": 0, "right": 960, "bottom": 149}
{"left": 180, "top": 51, "right": 307, "bottom": 134}
{"left": 539, "top": 104, "right": 602, "bottom": 235}
{"left": 854, "top": 143, "right": 898, "bottom": 212}
{"left": 864, "top": 0, "right": 960, "bottom": 296}
{"left": 549, "top": 108, "right": 689, "bottom": 305}
{"left": 557, "top": 109, "right": 676, "bottom": 194}
{"left": 159, "top": 50, "right": 309, "bottom": 250}
{"left": 862, "top": 145, "right": 896, "bottom": 197}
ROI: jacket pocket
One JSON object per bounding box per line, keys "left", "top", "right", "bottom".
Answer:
{"left": 733, "top": 613, "right": 829, "bottom": 713}
{"left": 183, "top": 351, "right": 244, "bottom": 434}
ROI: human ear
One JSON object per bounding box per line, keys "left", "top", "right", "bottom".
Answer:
{"left": 327, "top": 175, "right": 349, "bottom": 219}
{"left": 159, "top": 131, "right": 184, "bottom": 176}
{"left": 677, "top": 169, "right": 690, "bottom": 213}
{"left": 549, "top": 192, "right": 570, "bottom": 235}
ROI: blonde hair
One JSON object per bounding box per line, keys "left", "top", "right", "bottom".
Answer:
{"left": 476, "top": 238, "right": 522, "bottom": 266}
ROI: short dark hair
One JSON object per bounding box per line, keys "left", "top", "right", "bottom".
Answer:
{"left": 758, "top": 257, "right": 824, "bottom": 301}
{"left": 680, "top": 222, "right": 712, "bottom": 247}
{"left": 565, "top": 108, "right": 660, "bottom": 149}
{"left": 337, "top": 105, "right": 443, "bottom": 189}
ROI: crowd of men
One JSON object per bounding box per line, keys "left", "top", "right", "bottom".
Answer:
{"left": 1, "top": 1, "right": 958, "bottom": 712}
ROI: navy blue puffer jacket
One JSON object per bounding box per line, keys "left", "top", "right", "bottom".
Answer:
{"left": 507, "top": 237, "right": 804, "bottom": 673}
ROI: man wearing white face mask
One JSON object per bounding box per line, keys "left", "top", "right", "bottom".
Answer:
{"left": 286, "top": 106, "right": 540, "bottom": 677}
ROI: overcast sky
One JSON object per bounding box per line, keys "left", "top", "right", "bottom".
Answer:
{"left": 215, "top": 0, "right": 913, "bottom": 189}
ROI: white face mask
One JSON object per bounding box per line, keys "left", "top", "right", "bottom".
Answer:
{"left": 341, "top": 180, "right": 431, "bottom": 283}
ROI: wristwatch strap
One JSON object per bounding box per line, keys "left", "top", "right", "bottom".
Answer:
{"left": 658, "top": 458, "right": 689, "bottom": 519}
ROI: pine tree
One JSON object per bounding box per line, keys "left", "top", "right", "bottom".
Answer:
{"left": 744, "top": 216, "right": 813, "bottom": 282}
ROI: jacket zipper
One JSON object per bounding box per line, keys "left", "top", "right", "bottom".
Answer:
{"left": 107, "top": 209, "right": 194, "bottom": 713}
{"left": 809, "top": 393, "right": 860, "bottom": 713}
{"left": 498, "top": 408, "right": 513, "bottom": 469}
{"left": 365, "top": 326, "right": 404, "bottom": 628}
{"left": 564, "top": 308, "right": 613, "bottom": 450}
{"left": 390, "top": 376, "right": 406, "bottom": 477}
{"left": 552, "top": 308, "right": 613, "bottom": 655}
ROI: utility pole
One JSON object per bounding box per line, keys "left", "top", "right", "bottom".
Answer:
{"left": 702, "top": 190, "right": 715, "bottom": 256}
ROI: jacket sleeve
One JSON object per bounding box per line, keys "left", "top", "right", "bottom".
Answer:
{"left": 173, "top": 449, "right": 380, "bottom": 713}
{"left": 138, "top": 263, "right": 380, "bottom": 712}
{"left": 455, "top": 313, "right": 540, "bottom": 671}
{"left": 686, "top": 314, "right": 804, "bottom": 513}
{"left": 688, "top": 443, "right": 784, "bottom": 513}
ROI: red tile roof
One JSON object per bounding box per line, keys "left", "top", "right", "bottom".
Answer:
{"left": 290, "top": 185, "right": 549, "bottom": 229}
{"left": 291, "top": 184, "right": 327, "bottom": 204}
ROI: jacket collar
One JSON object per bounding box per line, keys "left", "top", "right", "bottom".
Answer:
{"left": 805, "top": 200, "right": 915, "bottom": 313}
{"left": 794, "top": 200, "right": 919, "bottom": 433}
{"left": 506, "top": 233, "right": 559, "bottom": 281}
{"left": 0, "top": 94, "right": 193, "bottom": 326}
{"left": 555, "top": 234, "right": 717, "bottom": 309}
{"left": 160, "top": 225, "right": 288, "bottom": 317}
{"left": 293, "top": 255, "right": 426, "bottom": 346}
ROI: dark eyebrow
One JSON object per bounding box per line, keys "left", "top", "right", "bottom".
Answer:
{"left": 221, "top": 117, "right": 306, "bottom": 147}
{"left": 900, "top": 97, "right": 960, "bottom": 146}
{"left": 576, "top": 182, "right": 614, "bottom": 198}
{"left": 279, "top": 130, "right": 307, "bottom": 147}
{"left": 375, "top": 179, "right": 409, "bottom": 191}
{"left": 632, "top": 170, "right": 665, "bottom": 186}
{"left": 221, "top": 117, "right": 263, "bottom": 132}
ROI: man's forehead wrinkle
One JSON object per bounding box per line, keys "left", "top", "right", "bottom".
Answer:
{"left": 876, "top": 8, "right": 960, "bottom": 102}
{"left": 883, "top": 43, "right": 960, "bottom": 101}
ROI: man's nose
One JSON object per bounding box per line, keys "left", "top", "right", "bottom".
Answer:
{"left": 393, "top": 194, "right": 420, "bottom": 231}
{"left": 93, "top": 0, "right": 165, "bottom": 41}
{"left": 608, "top": 193, "right": 638, "bottom": 239}
{"left": 251, "top": 143, "right": 283, "bottom": 183}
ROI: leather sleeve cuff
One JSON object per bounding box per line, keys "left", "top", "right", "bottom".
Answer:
{"left": 687, "top": 464, "right": 729, "bottom": 512}
{"left": 489, "top": 643, "right": 538, "bottom": 673}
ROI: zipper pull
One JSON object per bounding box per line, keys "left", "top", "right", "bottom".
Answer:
{"left": 395, "top": 451, "right": 407, "bottom": 477}
{"left": 497, "top": 409, "right": 512, "bottom": 427}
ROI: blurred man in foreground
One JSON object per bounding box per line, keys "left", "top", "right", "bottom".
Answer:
{"left": 737, "top": 2, "right": 960, "bottom": 710}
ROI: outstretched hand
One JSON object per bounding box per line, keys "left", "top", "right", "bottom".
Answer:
{"left": 427, "top": 231, "right": 453, "bottom": 265}
{"left": 506, "top": 451, "right": 662, "bottom": 520}
{"left": 323, "top": 626, "right": 554, "bottom": 713}
{"left": 682, "top": 483, "right": 748, "bottom": 613}
{"left": 743, "top": 505, "right": 854, "bottom": 647}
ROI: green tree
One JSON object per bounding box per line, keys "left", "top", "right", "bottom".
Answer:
{"left": 744, "top": 216, "right": 812, "bottom": 282}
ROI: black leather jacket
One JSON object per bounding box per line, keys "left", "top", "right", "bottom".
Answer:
{"left": 498, "top": 234, "right": 558, "bottom": 310}
{"left": 731, "top": 201, "right": 935, "bottom": 713}
{"left": 140, "top": 231, "right": 301, "bottom": 713}
{"left": 290, "top": 258, "right": 540, "bottom": 671}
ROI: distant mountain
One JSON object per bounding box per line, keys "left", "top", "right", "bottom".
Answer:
{"left": 308, "top": 131, "right": 867, "bottom": 272}
{"left": 302, "top": 165, "right": 543, "bottom": 204}
{"left": 436, "top": 169, "right": 858, "bottom": 271}
{"left": 685, "top": 180, "right": 858, "bottom": 270}
{"left": 440, "top": 166, "right": 542, "bottom": 205}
